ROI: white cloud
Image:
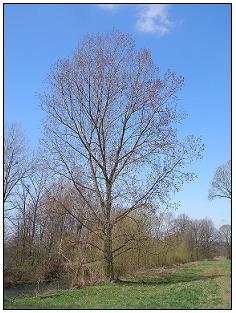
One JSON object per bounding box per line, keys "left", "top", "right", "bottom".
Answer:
{"left": 96, "top": 4, "right": 174, "bottom": 35}
{"left": 136, "top": 4, "right": 173, "bottom": 35}
{"left": 96, "top": 4, "right": 119, "bottom": 11}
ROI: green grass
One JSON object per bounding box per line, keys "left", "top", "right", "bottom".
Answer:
{"left": 4, "top": 260, "right": 231, "bottom": 309}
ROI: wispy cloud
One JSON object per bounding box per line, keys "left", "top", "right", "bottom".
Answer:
{"left": 136, "top": 4, "right": 173, "bottom": 35}
{"left": 97, "top": 4, "right": 174, "bottom": 35}
{"left": 96, "top": 4, "right": 119, "bottom": 11}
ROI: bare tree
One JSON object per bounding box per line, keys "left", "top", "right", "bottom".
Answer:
{"left": 219, "top": 224, "right": 231, "bottom": 259}
{"left": 208, "top": 160, "right": 231, "bottom": 200}
{"left": 6, "top": 163, "right": 49, "bottom": 264}
{"left": 4, "top": 123, "right": 33, "bottom": 210}
{"left": 171, "top": 214, "right": 191, "bottom": 236}
{"left": 41, "top": 30, "right": 204, "bottom": 281}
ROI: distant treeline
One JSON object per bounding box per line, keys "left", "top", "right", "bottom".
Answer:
{"left": 4, "top": 190, "right": 231, "bottom": 287}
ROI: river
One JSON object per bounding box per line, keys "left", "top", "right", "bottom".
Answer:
{"left": 4, "top": 280, "right": 70, "bottom": 298}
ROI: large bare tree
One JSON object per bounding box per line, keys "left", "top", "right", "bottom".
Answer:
{"left": 41, "top": 30, "right": 203, "bottom": 280}
{"left": 208, "top": 160, "right": 231, "bottom": 200}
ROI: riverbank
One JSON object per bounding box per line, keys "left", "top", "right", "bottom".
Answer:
{"left": 4, "top": 260, "right": 231, "bottom": 309}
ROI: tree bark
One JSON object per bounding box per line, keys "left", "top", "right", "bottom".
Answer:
{"left": 102, "top": 181, "right": 115, "bottom": 281}
{"left": 103, "top": 222, "right": 114, "bottom": 281}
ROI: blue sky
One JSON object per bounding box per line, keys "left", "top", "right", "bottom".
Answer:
{"left": 4, "top": 4, "right": 231, "bottom": 228}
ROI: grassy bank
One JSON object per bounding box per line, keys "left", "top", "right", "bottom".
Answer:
{"left": 4, "top": 260, "right": 231, "bottom": 309}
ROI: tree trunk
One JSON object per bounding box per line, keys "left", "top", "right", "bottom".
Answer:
{"left": 103, "top": 183, "right": 114, "bottom": 281}
{"left": 196, "top": 247, "right": 199, "bottom": 261}
{"left": 226, "top": 243, "right": 231, "bottom": 259}
{"left": 103, "top": 223, "right": 114, "bottom": 281}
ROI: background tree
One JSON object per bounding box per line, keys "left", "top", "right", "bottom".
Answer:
{"left": 208, "top": 160, "right": 231, "bottom": 200}
{"left": 41, "top": 30, "right": 204, "bottom": 281}
{"left": 218, "top": 224, "right": 231, "bottom": 259}
{"left": 4, "top": 123, "right": 33, "bottom": 212}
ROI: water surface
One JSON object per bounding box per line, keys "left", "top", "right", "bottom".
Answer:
{"left": 4, "top": 280, "right": 69, "bottom": 298}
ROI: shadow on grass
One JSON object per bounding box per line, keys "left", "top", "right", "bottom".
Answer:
{"left": 119, "top": 274, "right": 223, "bottom": 287}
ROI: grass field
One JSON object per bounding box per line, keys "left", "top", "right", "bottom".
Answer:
{"left": 4, "top": 260, "right": 231, "bottom": 309}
